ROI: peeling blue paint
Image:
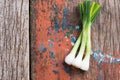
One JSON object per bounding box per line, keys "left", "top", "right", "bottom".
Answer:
{"left": 48, "top": 39, "right": 54, "bottom": 48}
{"left": 50, "top": 50, "right": 55, "bottom": 58}
{"left": 53, "top": 4, "right": 57, "bottom": 9}
{"left": 39, "top": 43, "right": 47, "bottom": 52}
{"left": 65, "top": 28, "right": 74, "bottom": 38}
{"left": 55, "top": 22, "right": 59, "bottom": 32}
{"left": 113, "top": 58, "right": 120, "bottom": 64}
{"left": 62, "top": 19, "right": 67, "bottom": 30}
{"left": 70, "top": 37, "right": 76, "bottom": 44}
{"left": 41, "top": 48, "right": 47, "bottom": 53}
{"left": 48, "top": 43, "right": 53, "bottom": 47}
{"left": 75, "top": 25, "right": 82, "bottom": 32}
{"left": 93, "top": 51, "right": 99, "bottom": 62}
{"left": 75, "top": 25, "right": 80, "bottom": 29}
{"left": 53, "top": 1, "right": 59, "bottom": 32}
{"left": 63, "top": 8, "right": 68, "bottom": 17}
{"left": 62, "top": 8, "right": 68, "bottom": 30}
{"left": 92, "top": 50, "right": 120, "bottom": 64}
{"left": 50, "top": 38, "right": 54, "bottom": 43}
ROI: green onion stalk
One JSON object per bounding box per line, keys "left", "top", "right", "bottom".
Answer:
{"left": 65, "top": 0, "right": 101, "bottom": 71}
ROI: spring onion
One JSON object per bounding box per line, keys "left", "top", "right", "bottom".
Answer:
{"left": 65, "top": 0, "right": 101, "bottom": 71}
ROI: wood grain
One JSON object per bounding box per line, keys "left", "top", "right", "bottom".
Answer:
{"left": 30, "top": 0, "right": 120, "bottom": 80}
{"left": 92, "top": 0, "right": 120, "bottom": 54}
{"left": 0, "top": 0, "right": 29, "bottom": 80}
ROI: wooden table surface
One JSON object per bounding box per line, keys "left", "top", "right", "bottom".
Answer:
{"left": 0, "top": 0, "right": 29, "bottom": 80}
{"left": 30, "top": 0, "right": 120, "bottom": 80}
{"left": 1, "top": 0, "right": 120, "bottom": 80}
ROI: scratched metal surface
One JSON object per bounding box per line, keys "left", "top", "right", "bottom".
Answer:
{"left": 30, "top": 0, "right": 120, "bottom": 80}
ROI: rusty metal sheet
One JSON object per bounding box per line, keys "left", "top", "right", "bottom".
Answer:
{"left": 30, "top": 0, "right": 120, "bottom": 80}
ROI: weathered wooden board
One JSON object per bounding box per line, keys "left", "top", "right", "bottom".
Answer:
{"left": 30, "top": 0, "right": 120, "bottom": 80}
{"left": 0, "top": 0, "right": 29, "bottom": 80}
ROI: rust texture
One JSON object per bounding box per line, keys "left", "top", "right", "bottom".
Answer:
{"left": 30, "top": 0, "right": 120, "bottom": 80}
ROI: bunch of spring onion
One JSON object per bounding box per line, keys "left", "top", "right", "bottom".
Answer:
{"left": 65, "top": 0, "right": 101, "bottom": 71}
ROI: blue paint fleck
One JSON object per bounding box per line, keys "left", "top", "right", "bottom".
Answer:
{"left": 50, "top": 38, "right": 54, "bottom": 43}
{"left": 39, "top": 43, "right": 47, "bottom": 52}
{"left": 48, "top": 39, "right": 54, "bottom": 48}
{"left": 92, "top": 50, "right": 105, "bottom": 63}
{"left": 62, "top": 18, "right": 67, "bottom": 30}
{"left": 65, "top": 28, "right": 74, "bottom": 38}
{"left": 99, "top": 53, "right": 105, "bottom": 63}
{"left": 70, "top": 37, "right": 76, "bottom": 43}
{"left": 63, "top": 8, "right": 68, "bottom": 16}
{"left": 53, "top": 70, "right": 59, "bottom": 74}
{"left": 55, "top": 22, "right": 59, "bottom": 32}
{"left": 53, "top": 4, "right": 57, "bottom": 9}
{"left": 62, "top": 8, "right": 68, "bottom": 30}
{"left": 93, "top": 51, "right": 99, "bottom": 62}
{"left": 48, "top": 43, "right": 53, "bottom": 47}
{"left": 75, "top": 25, "right": 80, "bottom": 29}
{"left": 113, "top": 58, "right": 120, "bottom": 64}
{"left": 41, "top": 48, "right": 47, "bottom": 53}
{"left": 50, "top": 50, "right": 55, "bottom": 58}
{"left": 114, "top": 58, "right": 120, "bottom": 62}
{"left": 92, "top": 50, "right": 120, "bottom": 64}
